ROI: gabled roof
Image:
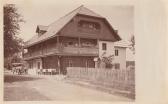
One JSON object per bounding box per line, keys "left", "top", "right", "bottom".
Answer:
{"left": 114, "top": 40, "right": 131, "bottom": 48}
{"left": 24, "top": 5, "right": 121, "bottom": 48}
{"left": 76, "top": 6, "right": 103, "bottom": 18}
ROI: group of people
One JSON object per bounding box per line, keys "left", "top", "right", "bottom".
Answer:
{"left": 11, "top": 63, "right": 28, "bottom": 75}
{"left": 12, "top": 67, "right": 28, "bottom": 75}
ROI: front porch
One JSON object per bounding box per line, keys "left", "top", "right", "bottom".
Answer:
{"left": 26, "top": 55, "right": 96, "bottom": 75}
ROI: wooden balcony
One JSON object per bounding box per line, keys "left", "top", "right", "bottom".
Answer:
{"left": 62, "top": 46, "right": 98, "bottom": 55}
{"left": 23, "top": 45, "right": 98, "bottom": 60}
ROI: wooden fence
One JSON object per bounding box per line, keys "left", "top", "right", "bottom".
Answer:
{"left": 67, "top": 67, "right": 135, "bottom": 92}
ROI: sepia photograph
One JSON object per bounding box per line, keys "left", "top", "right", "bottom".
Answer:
{"left": 4, "top": 0, "right": 134, "bottom": 102}
{"left": 2, "top": 0, "right": 168, "bottom": 104}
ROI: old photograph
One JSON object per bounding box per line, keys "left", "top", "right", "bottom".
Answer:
{"left": 3, "top": 1, "right": 135, "bottom": 102}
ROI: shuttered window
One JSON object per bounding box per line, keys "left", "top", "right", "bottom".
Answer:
{"left": 115, "top": 49, "right": 119, "bottom": 56}
{"left": 102, "top": 43, "right": 107, "bottom": 50}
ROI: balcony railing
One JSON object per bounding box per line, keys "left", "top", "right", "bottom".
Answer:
{"left": 24, "top": 45, "right": 98, "bottom": 60}
{"left": 62, "top": 46, "right": 98, "bottom": 55}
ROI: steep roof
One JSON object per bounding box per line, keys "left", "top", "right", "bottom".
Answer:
{"left": 76, "top": 6, "right": 103, "bottom": 18}
{"left": 24, "top": 5, "right": 121, "bottom": 48}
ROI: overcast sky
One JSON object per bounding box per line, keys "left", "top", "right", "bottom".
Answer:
{"left": 5, "top": 0, "right": 134, "bottom": 42}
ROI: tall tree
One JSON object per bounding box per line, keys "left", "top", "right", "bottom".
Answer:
{"left": 4, "top": 4, "right": 24, "bottom": 69}
{"left": 4, "top": 4, "right": 24, "bottom": 58}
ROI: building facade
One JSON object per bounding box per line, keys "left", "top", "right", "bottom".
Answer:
{"left": 114, "top": 46, "right": 126, "bottom": 70}
{"left": 23, "top": 5, "right": 124, "bottom": 74}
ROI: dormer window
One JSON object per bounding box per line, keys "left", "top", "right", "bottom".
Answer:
{"left": 78, "top": 20, "right": 100, "bottom": 30}
{"left": 36, "top": 25, "right": 48, "bottom": 36}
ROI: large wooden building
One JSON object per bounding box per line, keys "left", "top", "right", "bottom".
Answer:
{"left": 23, "top": 5, "right": 121, "bottom": 74}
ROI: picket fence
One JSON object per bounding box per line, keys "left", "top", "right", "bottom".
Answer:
{"left": 67, "top": 67, "right": 135, "bottom": 92}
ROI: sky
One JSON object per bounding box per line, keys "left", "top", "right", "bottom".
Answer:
{"left": 5, "top": 0, "right": 134, "bottom": 41}
{"left": 4, "top": 0, "right": 134, "bottom": 60}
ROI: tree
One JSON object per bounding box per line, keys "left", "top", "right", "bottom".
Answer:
{"left": 4, "top": 4, "right": 24, "bottom": 68}
{"left": 129, "top": 35, "right": 135, "bottom": 54}
{"left": 101, "top": 55, "right": 114, "bottom": 69}
{"left": 4, "top": 4, "right": 24, "bottom": 58}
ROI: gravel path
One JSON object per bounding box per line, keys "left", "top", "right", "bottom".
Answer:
{"left": 4, "top": 73, "right": 133, "bottom": 101}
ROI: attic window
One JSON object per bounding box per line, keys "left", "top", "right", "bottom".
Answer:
{"left": 37, "top": 30, "right": 46, "bottom": 36}
{"left": 36, "top": 25, "right": 48, "bottom": 36}
{"left": 40, "top": 30, "right": 46, "bottom": 34}
{"left": 78, "top": 20, "right": 100, "bottom": 30}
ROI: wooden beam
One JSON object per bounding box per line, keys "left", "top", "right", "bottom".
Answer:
{"left": 58, "top": 56, "right": 61, "bottom": 75}
{"left": 78, "top": 37, "right": 81, "bottom": 47}
{"left": 57, "top": 36, "right": 59, "bottom": 44}
{"left": 97, "top": 38, "right": 99, "bottom": 48}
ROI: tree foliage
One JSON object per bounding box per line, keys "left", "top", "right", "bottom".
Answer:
{"left": 101, "top": 55, "right": 114, "bottom": 69}
{"left": 101, "top": 55, "right": 114, "bottom": 64}
{"left": 4, "top": 4, "right": 24, "bottom": 58}
{"left": 130, "top": 35, "right": 135, "bottom": 54}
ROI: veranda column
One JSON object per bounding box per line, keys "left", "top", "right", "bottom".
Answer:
{"left": 57, "top": 36, "right": 60, "bottom": 46}
{"left": 57, "top": 36, "right": 61, "bottom": 75}
{"left": 58, "top": 56, "right": 61, "bottom": 75}
{"left": 78, "top": 37, "right": 81, "bottom": 47}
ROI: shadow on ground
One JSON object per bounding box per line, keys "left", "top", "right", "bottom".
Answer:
{"left": 4, "top": 74, "right": 42, "bottom": 83}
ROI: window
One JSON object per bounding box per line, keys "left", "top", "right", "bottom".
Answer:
{"left": 105, "top": 63, "right": 112, "bottom": 69}
{"left": 115, "top": 50, "right": 119, "bottom": 56}
{"left": 102, "top": 43, "right": 107, "bottom": 50}
{"left": 115, "top": 63, "right": 120, "bottom": 69}
{"left": 78, "top": 20, "right": 100, "bottom": 30}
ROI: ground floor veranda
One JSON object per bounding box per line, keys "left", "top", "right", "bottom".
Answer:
{"left": 25, "top": 55, "right": 96, "bottom": 75}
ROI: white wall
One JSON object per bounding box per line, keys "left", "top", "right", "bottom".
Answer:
{"left": 114, "top": 46, "right": 126, "bottom": 70}
{"left": 97, "top": 41, "right": 127, "bottom": 70}
{"left": 98, "top": 41, "right": 114, "bottom": 57}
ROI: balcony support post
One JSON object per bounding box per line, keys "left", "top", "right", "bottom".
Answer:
{"left": 97, "top": 38, "right": 99, "bottom": 48}
{"left": 58, "top": 56, "right": 61, "bottom": 75}
{"left": 78, "top": 37, "right": 81, "bottom": 47}
{"left": 57, "top": 36, "right": 60, "bottom": 44}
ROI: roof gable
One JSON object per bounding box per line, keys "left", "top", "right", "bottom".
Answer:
{"left": 24, "top": 5, "right": 121, "bottom": 48}
{"left": 77, "top": 6, "right": 103, "bottom": 18}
